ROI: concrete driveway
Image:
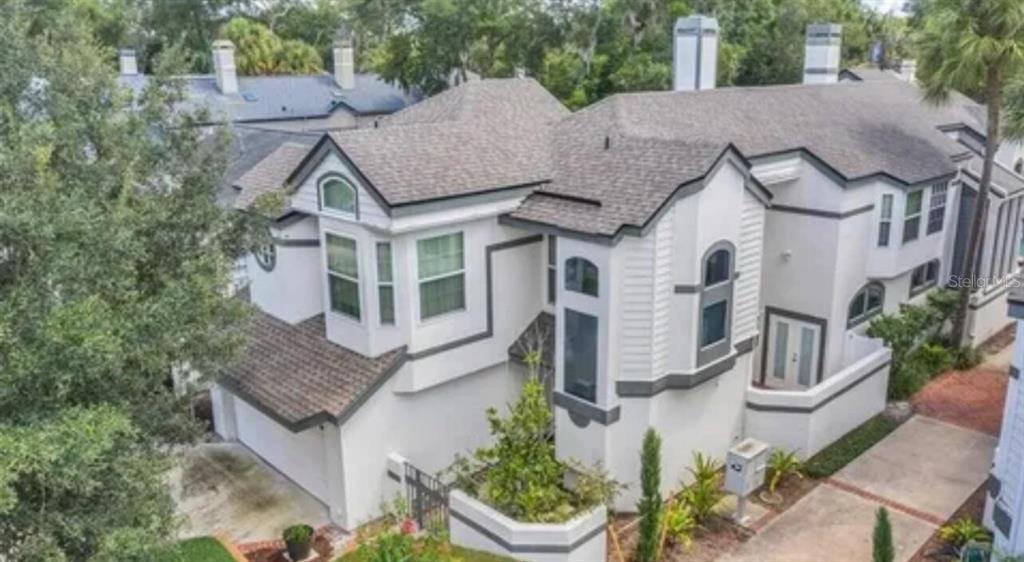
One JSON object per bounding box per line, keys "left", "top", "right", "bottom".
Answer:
{"left": 168, "top": 442, "right": 331, "bottom": 543}
{"left": 720, "top": 416, "right": 996, "bottom": 562}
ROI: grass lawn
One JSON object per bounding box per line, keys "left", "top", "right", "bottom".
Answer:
{"left": 804, "top": 414, "right": 900, "bottom": 478}
{"left": 337, "top": 544, "right": 518, "bottom": 562}
{"left": 161, "top": 537, "right": 236, "bottom": 562}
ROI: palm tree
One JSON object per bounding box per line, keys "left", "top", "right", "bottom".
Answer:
{"left": 917, "top": 0, "right": 1024, "bottom": 345}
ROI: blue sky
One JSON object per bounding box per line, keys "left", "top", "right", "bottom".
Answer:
{"left": 861, "top": 0, "right": 907, "bottom": 16}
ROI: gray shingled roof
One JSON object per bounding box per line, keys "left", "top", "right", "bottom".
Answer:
{"left": 119, "top": 72, "right": 416, "bottom": 123}
{"left": 839, "top": 66, "right": 900, "bottom": 82}
{"left": 510, "top": 80, "right": 967, "bottom": 237}
{"left": 963, "top": 156, "right": 1024, "bottom": 195}
{"left": 223, "top": 127, "right": 319, "bottom": 208}
{"left": 220, "top": 308, "right": 406, "bottom": 430}
{"left": 234, "top": 141, "right": 318, "bottom": 209}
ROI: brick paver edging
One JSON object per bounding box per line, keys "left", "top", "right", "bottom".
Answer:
{"left": 823, "top": 477, "right": 945, "bottom": 526}
{"left": 234, "top": 525, "right": 336, "bottom": 554}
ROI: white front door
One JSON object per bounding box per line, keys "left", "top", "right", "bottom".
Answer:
{"left": 765, "top": 316, "right": 822, "bottom": 389}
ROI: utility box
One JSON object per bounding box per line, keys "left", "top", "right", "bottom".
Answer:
{"left": 724, "top": 438, "right": 769, "bottom": 497}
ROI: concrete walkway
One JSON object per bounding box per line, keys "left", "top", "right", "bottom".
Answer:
{"left": 168, "top": 442, "right": 331, "bottom": 543}
{"left": 719, "top": 416, "right": 996, "bottom": 562}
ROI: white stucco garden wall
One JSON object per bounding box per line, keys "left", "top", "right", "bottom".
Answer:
{"left": 449, "top": 490, "right": 607, "bottom": 562}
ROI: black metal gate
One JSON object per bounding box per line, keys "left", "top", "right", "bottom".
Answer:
{"left": 405, "top": 464, "right": 449, "bottom": 532}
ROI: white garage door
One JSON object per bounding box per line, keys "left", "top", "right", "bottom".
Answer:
{"left": 234, "top": 399, "right": 329, "bottom": 503}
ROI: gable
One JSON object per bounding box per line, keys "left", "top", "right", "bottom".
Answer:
{"left": 290, "top": 148, "right": 390, "bottom": 229}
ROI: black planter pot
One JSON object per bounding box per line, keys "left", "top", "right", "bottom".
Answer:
{"left": 284, "top": 525, "right": 314, "bottom": 561}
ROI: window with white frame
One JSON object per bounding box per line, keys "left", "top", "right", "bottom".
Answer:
{"left": 565, "top": 257, "right": 599, "bottom": 297}
{"left": 376, "top": 242, "right": 395, "bottom": 325}
{"left": 326, "top": 233, "right": 360, "bottom": 320}
{"left": 698, "top": 242, "right": 734, "bottom": 366}
{"left": 927, "top": 182, "right": 948, "bottom": 235}
{"left": 847, "top": 282, "right": 884, "bottom": 327}
{"left": 564, "top": 309, "right": 598, "bottom": 403}
{"left": 417, "top": 232, "right": 465, "bottom": 320}
{"left": 910, "top": 260, "right": 939, "bottom": 296}
{"left": 903, "top": 190, "right": 923, "bottom": 243}
{"left": 878, "top": 194, "right": 893, "bottom": 247}
{"left": 547, "top": 236, "right": 557, "bottom": 304}
{"left": 320, "top": 177, "right": 357, "bottom": 215}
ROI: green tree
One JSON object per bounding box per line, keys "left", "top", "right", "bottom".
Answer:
{"left": 0, "top": 4, "right": 261, "bottom": 559}
{"left": 263, "top": 0, "right": 348, "bottom": 67}
{"left": 917, "top": 0, "right": 1024, "bottom": 345}
{"left": 220, "top": 17, "right": 323, "bottom": 75}
{"left": 873, "top": 507, "right": 894, "bottom": 562}
{"left": 636, "top": 428, "right": 662, "bottom": 562}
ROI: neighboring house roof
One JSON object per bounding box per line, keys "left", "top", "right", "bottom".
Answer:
{"left": 119, "top": 72, "right": 416, "bottom": 124}
{"left": 233, "top": 139, "right": 318, "bottom": 209}
{"left": 220, "top": 306, "right": 406, "bottom": 431}
{"left": 223, "top": 127, "right": 319, "bottom": 208}
{"left": 839, "top": 66, "right": 900, "bottom": 82}
{"left": 962, "top": 155, "right": 1024, "bottom": 196}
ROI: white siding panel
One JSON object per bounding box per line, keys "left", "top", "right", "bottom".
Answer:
{"left": 735, "top": 190, "right": 764, "bottom": 341}
{"left": 651, "top": 208, "right": 675, "bottom": 376}
{"left": 618, "top": 232, "right": 657, "bottom": 379}
{"left": 292, "top": 152, "right": 390, "bottom": 229}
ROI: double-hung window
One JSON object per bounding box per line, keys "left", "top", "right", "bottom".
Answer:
{"left": 417, "top": 232, "right": 465, "bottom": 320}
{"left": 376, "top": 242, "right": 395, "bottom": 325}
{"left": 903, "top": 190, "right": 923, "bottom": 243}
{"left": 847, "top": 283, "right": 884, "bottom": 327}
{"left": 927, "top": 182, "right": 948, "bottom": 235}
{"left": 326, "top": 233, "right": 360, "bottom": 320}
{"left": 547, "top": 236, "right": 557, "bottom": 304}
{"left": 910, "top": 260, "right": 939, "bottom": 296}
{"left": 878, "top": 194, "right": 893, "bottom": 247}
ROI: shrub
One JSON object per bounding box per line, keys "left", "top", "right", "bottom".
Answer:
{"left": 805, "top": 416, "right": 899, "bottom": 478}
{"left": 873, "top": 507, "right": 894, "bottom": 562}
{"left": 680, "top": 453, "right": 723, "bottom": 524}
{"left": 766, "top": 449, "right": 803, "bottom": 494}
{"left": 939, "top": 517, "right": 991, "bottom": 547}
{"left": 660, "top": 499, "right": 696, "bottom": 555}
{"left": 636, "top": 429, "right": 662, "bottom": 562}
{"left": 952, "top": 345, "right": 984, "bottom": 370}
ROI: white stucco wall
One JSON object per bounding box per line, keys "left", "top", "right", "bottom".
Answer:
{"left": 248, "top": 217, "right": 325, "bottom": 324}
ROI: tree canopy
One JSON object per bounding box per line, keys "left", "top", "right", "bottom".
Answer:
{"left": 0, "top": 2, "right": 261, "bottom": 558}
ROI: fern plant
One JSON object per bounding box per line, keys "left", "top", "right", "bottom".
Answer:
{"left": 681, "top": 452, "right": 723, "bottom": 523}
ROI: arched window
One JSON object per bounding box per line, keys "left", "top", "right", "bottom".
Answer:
{"left": 1015, "top": 158, "right": 1023, "bottom": 175}
{"left": 847, "top": 282, "right": 884, "bottom": 328}
{"left": 565, "top": 257, "right": 598, "bottom": 297}
{"left": 320, "top": 176, "right": 357, "bottom": 215}
{"left": 254, "top": 242, "right": 276, "bottom": 272}
{"left": 698, "top": 241, "right": 735, "bottom": 366}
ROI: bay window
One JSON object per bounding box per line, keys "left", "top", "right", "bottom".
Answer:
{"left": 376, "top": 242, "right": 395, "bottom": 325}
{"left": 326, "top": 233, "right": 360, "bottom": 320}
{"left": 417, "top": 232, "right": 465, "bottom": 320}
{"left": 927, "top": 182, "right": 947, "bottom": 235}
{"left": 878, "top": 194, "right": 893, "bottom": 247}
{"left": 564, "top": 309, "right": 598, "bottom": 402}
{"left": 903, "top": 190, "right": 923, "bottom": 243}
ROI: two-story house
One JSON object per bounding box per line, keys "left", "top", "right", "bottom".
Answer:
{"left": 210, "top": 16, "right": 1024, "bottom": 530}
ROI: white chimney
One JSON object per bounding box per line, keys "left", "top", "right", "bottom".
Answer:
{"left": 897, "top": 59, "right": 916, "bottom": 82}
{"left": 332, "top": 35, "right": 355, "bottom": 90}
{"left": 673, "top": 15, "right": 719, "bottom": 91}
{"left": 211, "top": 39, "right": 238, "bottom": 95}
{"left": 118, "top": 48, "right": 138, "bottom": 76}
{"left": 803, "top": 24, "right": 842, "bottom": 84}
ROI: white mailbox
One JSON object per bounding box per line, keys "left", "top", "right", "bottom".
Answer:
{"left": 724, "top": 438, "right": 769, "bottom": 497}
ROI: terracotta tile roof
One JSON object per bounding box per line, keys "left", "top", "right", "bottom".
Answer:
{"left": 220, "top": 307, "right": 406, "bottom": 430}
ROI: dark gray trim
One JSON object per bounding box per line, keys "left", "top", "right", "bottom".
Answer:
{"left": 674, "top": 284, "right": 702, "bottom": 294}
{"left": 387, "top": 469, "right": 402, "bottom": 483}
{"left": 553, "top": 391, "right": 621, "bottom": 425}
{"left": 407, "top": 235, "right": 544, "bottom": 360}
{"left": 287, "top": 136, "right": 393, "bottom": 217}
{"left": 449, "top": 508, "right": 607, "bottom": 554}
{"left": 274, "top": 211, "right": 312, "bottom": 228}
{"left": 972, "top": 282, "right": 1015, "bottom": 310}
{"left": 746, "top": 360, "right": 891, "bottom": 413}
{"left": 770, "top": 203, "right": 874, "bottom": 219}
{"left": 1010, "top": 365, "right": 1020, "bottom": 379}
{"left": 1010, "top": 301, "right": 1024, "bottom": 319}
{"left": 804, "top": 67, "right": 841, "bottom": 74}
{"left": 994, "top": 500, "right": 1013, "bottom": 538}
{"left": 760, "top": 306, "right": 828, "bottom": 386}
{"left": 988, "top": 474, "right": 1002, "bottom": 498}
{"left": 273, "top": 237, "right": 321, "bottom": 247}
{"left": 615, "top": 336, "right": 756, "bottom": 397}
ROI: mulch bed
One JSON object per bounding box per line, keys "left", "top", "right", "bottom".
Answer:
{"left": 749, "top": 474, "right": 820, "bottom": 516}
{"left": 980, "top": 323, "right": 1015, "bottom": 355}
{"left": 608, "top": 512, "right": 754, "bottom": 562}
{"left": 911, "top": 368, "right": 1008, "bottom": 436}
{"left": 908, "top": 484, "right": 987, "bottom": 562}
{"left": 243, "top": 535, "right": 333, "bottom": 562}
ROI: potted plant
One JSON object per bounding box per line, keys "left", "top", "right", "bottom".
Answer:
{"left": 283, "top": 523, "right": 314, "bottom": 561}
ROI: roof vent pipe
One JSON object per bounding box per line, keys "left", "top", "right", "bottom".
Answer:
{"left": 672, "top": 16, "right": 719, "bottom": 92}
{"left": 803, "top": 24, "right": 842, "bottom": 84}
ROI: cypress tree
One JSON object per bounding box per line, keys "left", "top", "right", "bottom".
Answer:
{"left": 873, "top": 507, "right": 894, "bottom": 562}
{"left": 636, "top": 429, "right": 662, "bottom": 562}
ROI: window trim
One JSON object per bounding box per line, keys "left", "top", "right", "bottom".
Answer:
{"left": 903, "top": 189, "right": 923, "bottom": 244}
{"left": 878, "top": 193, "right": 893, "bottom": 247}
{"left": 926, "top": 182, "right": 948, "bottom": 235}
{"left": 376, "top": 241, "right": 395, "bottom": 326}
{"left": 909, "top": 259, "right": 940, "bottom": 297}
{"left": 564, "top": 256, "right": 599, "bottom": 297}
{"left": 318, "top": 174, "right": 359, "bottom": 218}
{"left": 325, "top": 232, "right": 361, "bottom": 322}
{"left": 847, "top": 282, "right": 885, "bottom": 328}
{"left": 697, "top": 241, "right": 735, "bottom": 367}
{"left": 254, "top": 241, "right": 276, "bottom": 272}
{"left": 416, "top": 231, "right": 467, "bottom": 321}
{"left": 547, "top": 235, "right": 557, "bottom": 305}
